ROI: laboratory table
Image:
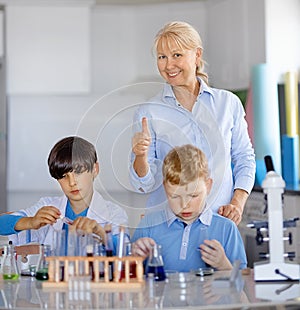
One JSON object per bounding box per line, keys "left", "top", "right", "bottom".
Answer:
{"left": 0, "top": 269, "right": 299, "bottom": 309}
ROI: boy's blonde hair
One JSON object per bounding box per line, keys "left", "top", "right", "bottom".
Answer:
{"left": 153, "top": 21, "right": 208, "bottom": 85}
{"left": 163, "top": 144, "right": 209, "bottom": 186}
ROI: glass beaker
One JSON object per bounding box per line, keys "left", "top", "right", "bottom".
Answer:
{"left": 35, "top": 244, "right": 51, "bottom": 281}
{"left": 2, "top": 241, "right": 19, "bottom": 280}
{"left": 52, "top": 229, "right": 67, "bottom": 256}
{"left": 147, "top": 244, "right": 166, "bottom": 281}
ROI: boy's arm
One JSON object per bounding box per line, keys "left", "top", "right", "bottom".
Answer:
{"left": 15, "top": 206, "right": 61, "bottom": 230}
{"left": 0, "top": 206, "right": 61, "bottom": 235}
{"left": 0, "top": 214, "right": 24, "bottom": 235}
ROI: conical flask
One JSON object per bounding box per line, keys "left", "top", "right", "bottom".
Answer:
{"left": 36, "top": 244, "right": 51, "bottom": 281}
{"left": 2, "top": 241, "right": 19, "bottom": 280}
{"left": 147, "top": 244, "right": 166, "bottom": 281}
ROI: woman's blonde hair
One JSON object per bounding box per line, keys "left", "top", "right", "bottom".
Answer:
{"left": 163, "top": 144, "right": 209, "bottom": 186}
{"left": 153, "top": 21, "right": 208, "bottom": 84}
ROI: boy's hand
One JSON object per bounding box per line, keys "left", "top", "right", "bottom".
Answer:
{"left": 132, "top": 237, "right": 156, "bottom": 257}
{"left": 199, "top": 239, "right": 232, "bottom": 270}
{"left": 15, "top": 206, "right": 61, "bottom": 231}
{"left": 69, "top": 217, "right": 106, "bottom": 241}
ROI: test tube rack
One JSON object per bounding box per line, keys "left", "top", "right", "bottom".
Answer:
{"left": 42, "top": 256, "right": 145, "bottom": 290}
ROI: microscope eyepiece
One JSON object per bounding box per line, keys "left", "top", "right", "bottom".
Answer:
{"left": 264, "top": 155, "right": 275, "bottom": 172}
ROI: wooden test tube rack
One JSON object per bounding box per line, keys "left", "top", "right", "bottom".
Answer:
{"left": 42, "top": 256, "right": 145, "bottom": 290}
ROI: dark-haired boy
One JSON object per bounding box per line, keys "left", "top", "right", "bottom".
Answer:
{"left": 0, "top": 136, "right": 128, "bottom": 250}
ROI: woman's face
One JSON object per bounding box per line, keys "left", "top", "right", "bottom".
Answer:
{"left": 156, "top": 38, "right": 201, "bottom": 92}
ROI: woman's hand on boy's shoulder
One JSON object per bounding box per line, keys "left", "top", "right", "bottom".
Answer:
{"left": 218, "top": 188, "right": 249, "bottom": 225}
{"left": 218, "top": 203, "right": 242, "bottom": 225}
{"left": 132, "top": 237, "right": 156, "bottom": 257}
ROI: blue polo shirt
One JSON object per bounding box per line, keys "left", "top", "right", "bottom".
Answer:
{"left": 131, "top": 206, "right": 247, "bottom": 272}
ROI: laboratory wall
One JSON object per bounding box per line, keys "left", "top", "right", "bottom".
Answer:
{"left": 6, "top": 1, "right": 208, "bottom": 229}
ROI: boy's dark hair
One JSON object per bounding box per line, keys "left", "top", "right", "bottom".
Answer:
{"left": 48, "top": 136, "right": 97, "bottom": 180}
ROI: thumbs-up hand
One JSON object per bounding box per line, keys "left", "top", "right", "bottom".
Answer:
{"left": 132, "top": 117, "right": 151, "bottom": 157}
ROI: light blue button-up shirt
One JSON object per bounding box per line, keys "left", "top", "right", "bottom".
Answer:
{"left": 129, "top": 78, "right": 255, "bottom": 212}
{"left": 131, "top": 205, "right": 247, "bottom": 271}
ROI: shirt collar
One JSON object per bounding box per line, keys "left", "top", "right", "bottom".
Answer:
{"left": 165, "top": 206, "right": 177, "bottom": 226}
{"left": 165, "top": 204, "right": 213, "bottom": 227}
{"left": 162, "top": 77, "right": 213, "bottom": 102}
{"left": 199, "top": 77, "right": 213, "bottom": 96}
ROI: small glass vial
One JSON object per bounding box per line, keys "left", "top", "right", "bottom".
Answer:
{"left": 147, "top": 244, "right": 166, "bottom": 281}
{"left": 86, "top": 234, "right": 94, "bottom": 280}
{"left": 94, "top": 240, "right": 106, "bottom": 279}
{"left": 105, "top": 225, "right": 114, "bottom": 281}
{"left": 2, "top": 241, "right": 19, "bottom": 280}
{"left": 36, "top": 244, "right": 51, "bottom": 281}
{"left": 120, "top": 242, "right": 136, "bottom": 279}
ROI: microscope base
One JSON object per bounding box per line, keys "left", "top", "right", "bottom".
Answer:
{"left": 254, "top": 261, "right": 300, "bottom": 281}
{"left": 255, "top": 282, "right": 300, "bottom": 301}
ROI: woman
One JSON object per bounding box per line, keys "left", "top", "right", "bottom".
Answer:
{"left": 129, "top": 21, "right": 255, "bottom": 225}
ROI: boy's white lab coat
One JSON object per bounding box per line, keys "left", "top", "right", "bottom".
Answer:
{"left": 8, "top": 190, "right": 128, "bottom": 246}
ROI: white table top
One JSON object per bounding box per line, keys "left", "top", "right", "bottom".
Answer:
{"left": 0, "top": 269, "right": 300, "bottom": 309}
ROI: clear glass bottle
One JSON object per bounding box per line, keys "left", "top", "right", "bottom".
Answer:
{"left": 36, "top": 244, "right": 51, "bottom": 281}
{"left": 2, "top": 241, "right": 19, "bottom": 280}
{"left": 147, "top": 244, "right": 166, "bottom": 281}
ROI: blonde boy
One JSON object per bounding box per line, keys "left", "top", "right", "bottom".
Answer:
{"left": 131, "top": 144, "right": 247, "bottom": 271}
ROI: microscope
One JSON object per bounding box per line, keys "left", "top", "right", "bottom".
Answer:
{"left": 248, "top": 156, "right": 300, "bottom": 281}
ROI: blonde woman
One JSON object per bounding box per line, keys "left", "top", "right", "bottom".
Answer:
{"left": 130, "top": 21, "right": 255, "bottom": 225}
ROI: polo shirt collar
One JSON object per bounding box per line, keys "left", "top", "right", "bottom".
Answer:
{"left": 165, "top": 204, "right": 213, "bottom": 227}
